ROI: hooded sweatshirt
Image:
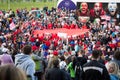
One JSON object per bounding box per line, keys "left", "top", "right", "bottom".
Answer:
{"left": 0, "top": 53, "right": 14, "bottom": 65}
{"left": 15, "top": 53, "right": 35, "bottom": 80}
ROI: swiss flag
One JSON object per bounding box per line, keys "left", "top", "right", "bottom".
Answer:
{"left": 10, "top": 22, "right": 16, "bottom": 30}
{"left": 0, "top": 11, "right": 3, "bottom": 16}
{"left": 32, "top": 21, "right": 36, "bottom": 26}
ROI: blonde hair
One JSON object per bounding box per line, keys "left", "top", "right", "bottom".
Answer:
{"left": 47, "top": 55, "right": 59, "bottom": 69}
{"left": 0, "top": 64, "right": 27, "bottom": 80}
{"left": 107, "top": 61, "right": 119, "bottom": 75}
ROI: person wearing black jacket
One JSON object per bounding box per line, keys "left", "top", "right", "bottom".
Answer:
{"left": 82, "top": 50, "right": 110, "bottom": 80}
{"left": 75, "top": 50, "right": 87, "bottom": 80}
{"left": 76, "top": 50, "right": 87, "bottom": 67}
{"left": 45, "top": 59, "right": 66, "bottom": 80}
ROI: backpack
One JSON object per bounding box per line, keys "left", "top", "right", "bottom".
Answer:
{"left": 75, "top": 62, "right": 83, "bottom": 80}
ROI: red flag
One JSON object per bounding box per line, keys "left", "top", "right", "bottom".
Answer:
{"left": 10, "top": 22, "right": 16, "bottom": 30}
{"left": 0, "top": 11, "right": 3, "bottom": 16}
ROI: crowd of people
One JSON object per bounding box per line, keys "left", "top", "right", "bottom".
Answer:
{"left": 0, "top": 1, "right": 120, "bottom": 80}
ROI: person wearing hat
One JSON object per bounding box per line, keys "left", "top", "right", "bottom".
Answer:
{"left": 0, "top": 43, "right": 13, "bottom": 65}
{"left": 59, "top": 55, "right": 71, "bottom": 80}
{"left": 47, "top": 50, "right": 59, "bottom": 69}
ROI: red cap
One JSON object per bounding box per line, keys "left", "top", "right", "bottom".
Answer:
{"left": 53, "top": 50, "right": 58, "bottom": 56}
{"left": 32, "top": 45, "right": 38, "bottom": 51}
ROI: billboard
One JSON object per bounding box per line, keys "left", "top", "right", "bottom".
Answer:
{"left": 76, "top": 0, "right": 120, "bottom": 3}
{"left": 75, "top": 1, "right": 120, "bottom": 26}
{"left": 76, "top": 0, "right": 120, "bottom": 11}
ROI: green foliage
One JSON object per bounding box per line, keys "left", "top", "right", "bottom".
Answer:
{"left": 43, "top": 0, "right": 46, "bottom": 2}
{"left": 33, "top": 0, "right": 35, "bottom": 2}
{"left": 0, "top": 1, "right": 57, "bottom": 11}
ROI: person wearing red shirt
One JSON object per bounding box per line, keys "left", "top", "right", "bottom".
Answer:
{"left": 54, "top": 40, "right": 58, "bottom": 47}
{"left": 47, "top": 22, "right": 53, "bottom": 29}
{"left": 63, "top": 22, "right": 69, "bottom": 29}
{"left": 109, "top": 42, "right": 116, "bottom": 49}
{"left": 45, "top": 40, "right": 50, "bottom": 48}
{"left": 70, "top": 23, "right": 75, "bottom": 29}
{"left": 30, "top": 35, "right": 36, "bottom": 42}
{"left": 32, "top": 45, "right": 39, "bottom": 51}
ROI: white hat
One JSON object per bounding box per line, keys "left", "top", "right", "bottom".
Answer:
{"left": 59, "top": 61, "right": 66, "bottom": 69}
{"left": 2, "top": 43, "right": 6, "bottom": 47}
{"left": 2, "top": 48, "right": 9, "bottom": 53}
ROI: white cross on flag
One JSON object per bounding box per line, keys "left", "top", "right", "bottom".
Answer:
{"left": 10, "top": 22, "right": 16, "bottom": 30}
